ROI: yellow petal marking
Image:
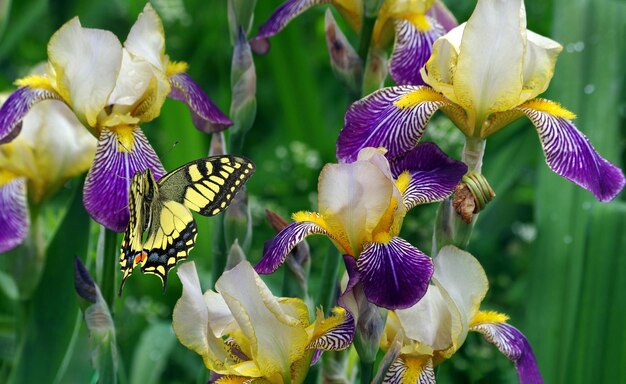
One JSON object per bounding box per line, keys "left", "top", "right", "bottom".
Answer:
{"left": 292, "top": 211, "right": 352, "bottom": 255}
{"left": 373, "top": 232, "right": 393, "bottom": 244}
{"left": 0, "top": 169, "right": 18, "bottom": 186}
{"left": 394, "top": 87, "right": 448, "bottom": 109}
{"left": 520, "top": 98, "right": 576, "bottom": 120}
{"left": 166, "top": 60, "right": 189, "bottom": 77}
{"left": 110, "top": 125, "right": 136, "bottom": 152}
{"left": 15, "top": 75, "right": 56, "bottom": 92}
{"left": 470, "top": 310, "right": 509, "bottom": 327}
{"left": 395, "top": 171, "right": 411, "bottom": 195}
{"left": 402, "top": 356, "right": 431, "bottom": 384}
{"left": 403, "top": 13, "right": 432, "bottom": 32}
{"left": 214, "top": 376, "right": 250, "bottom": 384}
{"left": 307, "top": 306, "right": 347, "bottom": 343}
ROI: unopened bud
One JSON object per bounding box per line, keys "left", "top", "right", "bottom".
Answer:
{"left": 361, "top": 48, "right": 388, "bottom": 96}
{"left": 225, "top": 239, "right": 247, "bottom": 271}
{"left": 325, "top": 10, "right": 362, "bottom": 94}
{"left": 230, "top": 28, "right": 257, "bottom": 153}
{"left": 453, "top": 172, "right": 495, "bottom": 224}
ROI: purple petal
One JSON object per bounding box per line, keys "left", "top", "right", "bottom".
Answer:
{"left": 307, "top": 309, "right": 355, "bottom": 351}
{"left": 254, "top": 0, "right": 323, "bottom": 40}
{"left": 471, "top": 321, "right": 543, "bottom": 384}
{"left": 338, "top": 86, "right": 446, "bottom": 163}
{"left": 390, "top": 142, "right": 467, "bottom": 209}
{"left": 168, "top": 73, "right": 232, "bottom": 134}
{"left": 426, "top": 0, "right": 459, "bottom": 33}
{"left": 0, "top": 87, "right": 61, "bottom": 144}
{"left": 256, "top": 221, "right": 330, "bottom": 274}
{"left": 83, "top": 127, "right": 165, "bottom": 232}
{"left": 0, "top": 178, "right": 29, "bottom": 252}
{"left": 357, "top": 237, "right": 433, "bottom": 309}
{"left": 389, "top": 18, "right": 444, "bottom": 86}
{"left": 519, "top": 103, "right": 625, "bottom": 202}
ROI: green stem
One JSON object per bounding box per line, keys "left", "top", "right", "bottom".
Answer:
{"left": 357, "top": 16, "right": 377, "bottom": 63}
{"left": 433, "top": 138, "right": 486, "bottom": 252}
{"left": 316, "top": 245, "right": 341, "bottom": 315}
{"left": 360, "top": 359, "right": 374, "bottom": 384}
{"left": 211, "top": 214, "right": 227, "bottom": 285}
{"left": 101, "top": 228, "right": 117, "bottom": 310}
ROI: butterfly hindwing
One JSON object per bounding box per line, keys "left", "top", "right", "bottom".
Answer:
{"left": 157, "top": 155, "right": 255, "bottom": 216}
{"left": 140, "top": 200, "right": 197, "bottom": 287}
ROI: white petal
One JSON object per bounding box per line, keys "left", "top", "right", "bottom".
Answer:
{"left": 422, "top": 23, "right": 464, "bottom": 102}
{"left": 520, "top": 30, "right": 562, "bottom": 102}
{"left": 203, "top": 290, "right": 238, "bottom": 338}
{"left": 47, "top": 17, "right": 122, "bottom": 127}
{"left": 124, "top": 3, "right": 166, "bottom": 70}
{"left": 318, "top": 160, "right": 393, "bottom": 253}
{"left": 453, "top": 0, "right": 526, "bottom": 119}
{"left": 395, "top": 281, "right": 457, "bottom": 351}
{"left": 172, "top": 262, "right": 210, "bottom": 357}
{"left": 433, "top": 246, "right": 488, "bottom": 346}
{"left": 108, "top": 50, "right": 154, "bottom": 108}
{"left": 216, "top": 261, "right": 309, "bottom": 379}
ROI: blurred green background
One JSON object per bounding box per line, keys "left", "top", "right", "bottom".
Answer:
{"left": 0, "top": 0, "right": 624, "bottom": 383}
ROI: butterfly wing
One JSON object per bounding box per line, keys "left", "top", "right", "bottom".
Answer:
{"left": 157, "top": 155, "right": 255, "bottom": 216}
{"left": 139, "top": 199, "right": 197, "bottom": 289}
{"left": 119, "top": 172, "right": 151, "bottom": 295}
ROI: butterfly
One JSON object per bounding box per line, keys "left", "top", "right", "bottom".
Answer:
{"left": 118, "top": 155, "right": 255, "bottom": 295}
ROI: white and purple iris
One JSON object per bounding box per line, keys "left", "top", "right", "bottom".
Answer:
{"left": 173, "top": 260, "right": 354, "bottom": 383}
{"left": 339, "top": 0, "right": 625, "bottom": 202}
{"left": 256, "top": 144, "right": 467, "bottom": 310}
{"left": 254, "top": 0, "right": 457, "bottom": 86}
{"left": 380, "top": 246, "right": 542, "bottom": 384}
{"left": 0, "top": 4, "right": 232, "bottom": 232}
{"left": 0, "top": 99, "right": 96, "bottom": 253}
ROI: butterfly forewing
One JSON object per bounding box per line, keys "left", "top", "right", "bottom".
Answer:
{"left": 157, "top": 155, "right": 255, "bottom": 216}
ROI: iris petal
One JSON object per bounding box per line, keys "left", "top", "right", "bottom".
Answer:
{"left": 519, "top": 99, "right": 625, "bottom": 202}
{"left": 0, "top": 178, "right": 29, "bottom": 253}
{"left": 168, "top": 73, "right": 232, "bottom": 133}
{"left": 256, "top": 221, "right": 331, "bottom": 274}
{"left": 0, "top": 87, "right": 61, "bottom": 144}
{"left": 383, "top": 356, "right": 435, "bottom": 384}
{"left": 83, "top": 126, "right": 165, "bottom": 232}
{"left": 390, "top": 142, "right": 467, "bottom": 209}
{"left": 47, "top": 17, "right": 123, "bottom": 127}
{"left": 339, "top": 86, "right": 448, "bottom": 162}
{"left": 471, "top": 320, "right": 543, "bottom": 384}
{"left": 389, "top": 18, "right": 444, "bottom": 86}
{"left": 357, "top": 237, "right": 433, "bottom": 309}
{"left": 307, "top": 308, "right": 355, "bottom": 352}
{"left": 254, "top": 0, "right": 326, "bottom": 40}
{"left": 124, "top": 3, "right": 166, "bottom": 71}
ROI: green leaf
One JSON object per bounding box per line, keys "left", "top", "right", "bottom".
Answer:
{"left": 526, "top": 1, "right": 626, "bottom": 383}
{"left": 10, "top": 182, "right": 91, "bottom": 383}
{"left": 128, "top": 322, "right": 176, "bottom": 384}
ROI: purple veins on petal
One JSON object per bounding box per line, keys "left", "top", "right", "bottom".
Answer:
{"left": 0, "top": 178, "right": 29, "bottom": 253}
{"left": 256, "top": 221, "right": 330, "bottom": 274}
{"left": 389, "top": 18, "right": 444, "bottom": 86}
{"left": 308, "top": 309, "right": 355, "bottom": 352}
{"left": 168, "top": 73, "right": 232, "bottom": 134}
{"left": 254, "top": 0, "right": 325, "bottom": 40}
{"left": 357, "top": 237, "right": 433, "bottom": 310}
{"left": 471, "top": 321, "right": 543, "bottom": 384}
{"left": 519, "top": 102, "right": 625, "bottom": 202}
{"left": 391, "top": 142, "right": 467, "bottom": 209}
{"left": 0, "top": 87, "right": 61, "bottom": 144}
{"left": 338, "top": 86, "right": 445, "bottom": 163}
{"left": 83, "top": 127, "right": 165, "bottom": 232}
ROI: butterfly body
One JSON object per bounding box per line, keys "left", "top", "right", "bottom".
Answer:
{"left": 119, "top": 156, "right": 254, "bottom": 294}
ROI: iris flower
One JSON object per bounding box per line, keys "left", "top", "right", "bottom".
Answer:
{"left": 257, "top": 144, "right": 467, "bottom": 309}
{"left": 0, "top": 99, "right": 96, "bottom": 252}
{"left": 339, "top": 0, "right": 625, "bottom": 201}
{"left": 254, "top": 0, "right": 457, "bottom": 85}
{"left": 173, "top": 260, "right": 354, "bottom": 384}
{"left": 0, "top": 4, "right": 232, "bottom": 231}
{"left": 380, "top": 246, "right": 542, "bottom": 384}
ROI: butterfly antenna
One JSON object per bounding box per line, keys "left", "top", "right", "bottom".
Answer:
{"left": 118, "top": 272, "right": 130, "bottom": 297}
{"left": 161, "top": 140, "right": 179, "bottom": 159}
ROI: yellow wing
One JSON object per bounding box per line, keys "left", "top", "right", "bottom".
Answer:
{"left": 139, "top": 200, "right": 197, "bottom": 288}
